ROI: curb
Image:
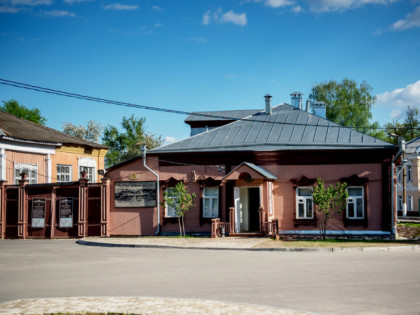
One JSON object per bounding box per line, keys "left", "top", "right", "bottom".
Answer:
{"left": 77, "top": 239, "right": 420, "bottom": 253}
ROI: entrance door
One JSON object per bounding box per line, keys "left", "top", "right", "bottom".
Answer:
{"left": 234, "top": 187, "right": 261, "bottom": 233}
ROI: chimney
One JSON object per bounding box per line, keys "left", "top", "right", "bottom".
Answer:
{"left": 305, "top": 99, "right": 311, "bottom": 112}
{"left": 264, "top": 94, "right": 272, "bottom": 115}
{"left": 290, "top": 92, "right": 303, "bottom": 109}
{"left": 312, "top": 102, "right": 326, "bottom": 119}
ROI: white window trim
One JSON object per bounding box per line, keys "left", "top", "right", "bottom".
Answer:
{"left": 407, "top": 165, "right": 412, "bottom": 182}
{"left": 78, "top": 157, "right": 97, "bottom": 182}
{"left": 296, "top": 187, "right": 314, "bottom": 219}
{"left": 57, "top": 164, "right": 73, "bottom": 183}
{"left": 397, "top": 195, "right": 403, "bottom": 211}
{"left": 14, "top": 163, "right": 38, "bottom": 184}
{"left": 165, "top": 188, "right": 178, "bottom": 218}
{"left": 346, "top": 186, "right": 364, "bottom": 219}
{"left": 202, "top": 187, "right": 219, "bottom": 218}
{"left": 408, "top": 194, "right": 413, "bottom": 212}
{"left": 0, "top": 148, "right": 6, "bottom": 181}
{"left": 396, "top": 166, "right": 402, "bottom": 183}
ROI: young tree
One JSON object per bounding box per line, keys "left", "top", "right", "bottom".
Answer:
{"left": 309, "top": 79, "right": 376, "bottom": 133}
{"left": 102, "top": 115, "right": 163, "bottom": 167}
{"left": 1, "top": 99, "right": 46, "bottom": 125}
{"left": 312, "top": 178, "right": 348, "bottom": 240}
{"left": 161, "top": 182, "right": 196, "bottom": 237}
{"left": 384, "top": 106, "right": 420, "bottom": 144}
{"left": 62, "top": 120, "right": 103, "bottom": 142}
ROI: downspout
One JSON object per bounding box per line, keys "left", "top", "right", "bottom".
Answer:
{"left": 140, "top": 146, "right": 160, "bottom": 235}
{"left": 391, "top": 140, "right": 405, "bottom": 238}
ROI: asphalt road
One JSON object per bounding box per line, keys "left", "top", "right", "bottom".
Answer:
{"left": 0, "top": 239, "right": 419, "bottom": 314}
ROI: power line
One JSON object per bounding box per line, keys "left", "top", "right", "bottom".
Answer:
{"left": 0, "top": 78, "right": 410, "bottom": 131}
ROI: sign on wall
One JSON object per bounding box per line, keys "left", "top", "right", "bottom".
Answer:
{"left": 59, "top": 197, "right": 74, "bottom": 228}
{"left": 31, "top": 198, "right": 46, "bottom": 228}
{"left": 114, "top": 181, "right": 157, "bottom": 208}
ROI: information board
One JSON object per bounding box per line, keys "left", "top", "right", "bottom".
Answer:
{"left": 59, "top": 197, "right": 74, "bottom": 228}
{"left": 114, "top": 181, "right": 157, "bottom": 208}
{"left": 31, "top": 198, "right": 46, "bottom": 228}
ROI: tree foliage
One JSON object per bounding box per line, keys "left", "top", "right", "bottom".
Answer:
{"left": 312, "top": 178, "right": 348, "bottom": 240}
{"left": 161, "top": 182, "right": 196, "bottom": 237}
{"left": 0, "top": 99, "right": 46, "bottom": 125}
{"left": 103, "top": 115, "right": 163, "bottom": 167}
{"left": 384, "top": 106, "right": 420, "bottom": 144}
{"left": 310, "top": 79, "right": 379, "bottom": 135}
{"left": 62, "top": 120, "right": 103, "bottom": 143}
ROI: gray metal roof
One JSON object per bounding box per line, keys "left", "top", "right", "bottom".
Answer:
{"left": 406, "top": 136, "right": 420, "bottom": 154}
{"left": 153, "top": 104, "right": 396, "bottom": 154}
{"left": 185, "top": 109, "right": 261, "bottom": 123}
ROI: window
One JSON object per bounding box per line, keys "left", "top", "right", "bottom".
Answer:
{"left": 57, "top": 165, "right": 72, "bottom": 182}
{"left": 79, "top": 166, "right": 94, "bottom": 182}
{"left": 14, "top": 163, "right": 37, "bottom": 184}
{"left": 165, "top": 188, "right": 178, "bottom": 218}
{"left": 407, "top": 165, "right": 412, "bottom": 182}
{"left": 296, "top": 187, "right": 313, "bottom": 219}
{"left": 346, "top": 187, "right": 364, "bottom": 219}
{"left": 203, "top": 187, "right": 219, "bottom": 218}
{"left": 397, "top": 166, "right": 402, "bottom": 183}
{"left": 397, "top": 195, "right": 403, "bottom": 211}
{"left": 408, "top": 195, "right": 413, "bottom": 211}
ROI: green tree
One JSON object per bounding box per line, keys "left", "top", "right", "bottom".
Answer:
{"left": 384, "top": 106, "right": 420, "bottom": 144}
{"left": 0, "top": 99, "right": 46, "bottom": 125}
{"left": 103, "top": 115, "right": 163, "bottom": 167}
{"left": 310, "top": 79, "right": 378, "bottom": 134}
{"left": 161, "top": 182, "right": 196, "bottom": 237}
{"left": 62, "top": 120, "right": 103, "bottom": 143}
{"left": 312, "top": 178, "right": 348, "bottom": 240}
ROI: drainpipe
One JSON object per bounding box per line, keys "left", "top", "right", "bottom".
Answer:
{"left": 391, "top": 139, "right": 405, "bottom": 238}
{"left": 140, "top": 145, "right": 160, "bottom": 235}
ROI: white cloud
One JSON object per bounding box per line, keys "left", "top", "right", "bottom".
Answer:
{"left": 0, "top": 6, "right": 20, "bottom": 12}
{"left": 9, "top": 0, "right": 52, "bottom": 5}
{"left": 164, "top": 136, "right": 177, "bottom": 145}
{"left": 292, "top": 5, "right": 303, "bottom": 13}
{"left": 308, "top": 0, "right": 399, "bottom": 13}
{"left": 151, "top": 5, "right": 162, "bottom": 11}
{"left": 391, "top": 6, "right": 420, "bottom": 31}
{"left": 44, "top": 9, "right": 76, "bottom": 16}
{"left": 104, "top": 3, "right": 139, "bottom": 11}
{"left": 265, "top": 0, "right": 294, "bottom": 8}
{"left": 376, "top": 80, "right": 420, "bottom": 109}
{"left": 191, "top": 37, "right": 207, "bottom": 43}
{"left": 202, "top": 8, "right": 247, "bottom": 26}
{"left": 64, "top": 0, "right": 93, "bottom": 4}
{"left": 390, "top": 109, "right": 402, "bottom": 118}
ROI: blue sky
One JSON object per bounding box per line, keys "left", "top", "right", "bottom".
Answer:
{"left": 1, "top": 0, "right": 419, "bottom": 144}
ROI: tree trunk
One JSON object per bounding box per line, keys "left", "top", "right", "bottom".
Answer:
{"left": 178, "top": 217, "right": 182, "bottom": 237}
{"left": 181, "top": 215, "right": 186, "bottom": 237}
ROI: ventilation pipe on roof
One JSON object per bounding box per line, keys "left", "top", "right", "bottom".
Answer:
{"left": 305, "top": 99, "right": 311, "bottom": 113}
{"left": 290, "top": 92, "right": 303, "bottom": 109}
{"left": 264, "top": 94, "right": 272, "bottom": 115}
{"left": 312, "top": 102, "right": 327, "bottom": 119}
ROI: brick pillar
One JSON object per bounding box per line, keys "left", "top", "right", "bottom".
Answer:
{"left": 229, "top": 207, "right": 235, "bottom": 233}
{"left": 78, "top": 177, "right": 88, "bottom": 238}
{"left": 0, "top": 180, "right": 6, "bottom": 239}
{"left": 211, "top": 218, "right": 220, "bottom": 238}
{"left": 18, "top": 173, "right": 29, "bottom": 239}
{"left": 50, "top": 187, "right": 56, "bottom": 239}
{"left": 101, "top": 177, "right": 111, "bottom": 237}
{"left": 259, "top": 206, "right": 265, "bottom": 233}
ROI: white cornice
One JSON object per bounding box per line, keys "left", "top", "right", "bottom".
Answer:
{"left": 0, "top": 140, "right": 56, "bottom": 155}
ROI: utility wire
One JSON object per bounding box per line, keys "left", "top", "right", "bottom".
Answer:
{"left": 0, "top": 78, "right": 410, "bottom": 131}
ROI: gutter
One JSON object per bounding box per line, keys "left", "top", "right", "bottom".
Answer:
{"left": 391, "top": 140, "right": 405, "bottom": 237}
{"left": 140, "top": 145, "right": 160, "bottom": 235}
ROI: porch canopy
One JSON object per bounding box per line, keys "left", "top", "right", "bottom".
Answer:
{"left": 223, "top": 162, "right": 277, "bottom": 181}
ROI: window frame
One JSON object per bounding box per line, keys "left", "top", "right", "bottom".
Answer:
{"left": 407, "top": 165, "right": 412, "bottom": 182}
{"left": 408, "top": 194, "right": 413, "bottom": 211}
{"left": 164, "top": 188, "right": 179, "bottom": 218}
{"left": 397, "top": 195, "right": 403, "bottom": 211}
{"left": 57, "top": 164, "right": 72, "bottom": 183}
{"left": 346, "top": 186, "right": 364, "bottom": 219}
{"left": 202, "top": 187, "right": 219, "bottom": 218}
{"left": 397, "top": 166, "right": 402, "bottom": 183}
{"left": 296, "top": 187, "right": 314, "bottom": 219}
{"left": 14, "top": 163, "right": 37, "bottom": 184}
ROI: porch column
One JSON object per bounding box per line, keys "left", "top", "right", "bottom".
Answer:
{"left": 0, "top": 180, "right": 6, "bottom": 239}
{"left": 259, "top": 206, "right": 265, "bottom": 233}
{"left": 101, "top": 177, "right": 111, "bottom": 237}
{"left": 229, "top": 207, "right": 235, "bottom": 233}
{"left": 211, "top": 218, "right": 220, "bottom": 238}
{"left": 78, "top": 175, "right": 88, "bottom": 238}
{"left": 18, "top": 173, "right": 29, "bottom": 239}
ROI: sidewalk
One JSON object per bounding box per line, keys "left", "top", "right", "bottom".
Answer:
{"left": 78, "top": 236, "right": 420, "bottom": 252}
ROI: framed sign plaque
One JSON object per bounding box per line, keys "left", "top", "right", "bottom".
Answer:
{"left": 59, "top": 197, "right": 74, "bottom": 228}
{"left": 114, "top": 181, "right": 157, "bottom": 208}
{"left": 31, "top": 198, "right": 46, "bottom": 228}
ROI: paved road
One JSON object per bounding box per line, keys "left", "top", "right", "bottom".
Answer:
{"left": 0, "top": 239, "right": 419, "bottom": 314}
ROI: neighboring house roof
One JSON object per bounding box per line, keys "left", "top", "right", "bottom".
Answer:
{"left": 185, "top": 109, "right": 261, "bottom": 123}
{"left": 406, "top": 136, "right": 420, "bottom": 154}
{"left": 153, "top": 104, "right": 396, "bottom": 154}
{"left": 0, "top": 111, "right": 108, "bottom": 149}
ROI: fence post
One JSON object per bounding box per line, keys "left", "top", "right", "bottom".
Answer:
{"left": 211, "top": 218, "right": 220, "bottom": 238}
{"left": 101, "top": 177, "right": 111, "bottom": 237}
{"left": 229, "top": 207, "right": 235, "bottom": 233}
{"left": 259, "top": 206, "right": 265, "bottom": 233}
{"left": 18, "top": 173, "right": 29, "bottom": 239}
{"left": 78, "top": 175, "right": 88, "bottom": 238}
{"left": 0, "top": 180, "right": 6, "bottom": 239}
